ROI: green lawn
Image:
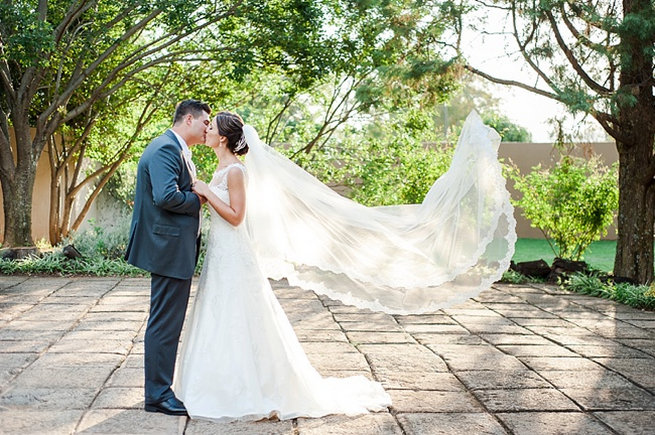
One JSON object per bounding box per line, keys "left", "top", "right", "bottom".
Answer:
{"left": 513, "top": 239, "right": 617, "bottom": 273}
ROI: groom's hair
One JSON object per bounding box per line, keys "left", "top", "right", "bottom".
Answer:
{"left": 173, "top": 99, "right": 211, "bottom": 125}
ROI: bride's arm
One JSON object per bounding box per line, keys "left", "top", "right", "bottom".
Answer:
{"left": 192, "top": 168, "right": 246, "bottom": 226}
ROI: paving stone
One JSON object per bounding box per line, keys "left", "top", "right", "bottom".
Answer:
{"left": 518, "top": 356, "right": 604, "bottom": 371}
{"left": 593, "top": 411, "right": 655, "bottom": 435}
{"left": 121, "top": 354, "right": 145, "bottom": 368}
{"left": 567, "top": 344, "right": 650, "bottom": 358}
{"left": 375, "top": 370, "right": 466, "bottom": 391}
{"left": 81, "top": 311, "right": 148, "bottom": 322}
{"left": 293, "top": 329, "right": 348, "bottom": 342}
{"left": 478, "top": 334, "right": 553, "bottom": 346}
{"left": 0, "top": 339, "right": 53, "bottom": 353}
{"left": 92, "top": 387, "right": 144, "bottom": 409}
{"left": 338, "top": 321, "right": 405, "bottom": 332}
{"left": 0, "top": 387, "right": 97, "bottom": 409}
{"left": 411, "top": 332, "right": 486, "bottom": 346}
{"left": 5, "top": 319, "right": 76, "bottom": 331}
{"left": 0, "top": 409, "right": 84, "bottom": 433}
{"left": 10, "top": 365, "right": 115, "bottom": 389}
{"left": 332, "top": 313, "right": 396, "bottom": 322}
{"left": 426, "top": 345, "right": 525, "bottom": 371}
{"left": 393, "top": 314, "right": 458, "bottom": 325}
{"left": 540, "top": 333, "right": 616, "bottom": 346}
{"left": 0, "top": 276, "right": 28, "bottom": 289}
{"left": 73, "top": 320, "right": 144, "bottom": 331}
{"left": 525, "top": 326, "right": 595, "bottom": 337}
{"left": 538, "top": 369, "right": 637, "bottom": 390}
{"left": 297, "top": 413, "right": 401, "bottom": 434}
{"left": 106, "top": 367, "right": 144, "bottom": 387}
{"left": 388, "top": 389, "right": 483, "bottom": 413}
{"left": 457, "top": 370, "right": 550, "bottom": 390}
{"left": 396, "top": 412, "right": 507, "bottom": 435}
{"left": 461, "top": 323, "right": 531, "bottom": 335}
{"left": 346, "top": 331, "right": 416, "bottom": 344}
{"left": 510, "top": 318, "right": 578, "bottom": 328}
{"left": 493, "top": 309, "right": 559, "bottom": 319}
{"left": 317, "top": 369, "right": 374, "bottom": 380}
{"left": 496, "top": 412, "right": 612, "bottom": 435}
{"left": 473, "top": 388, "right": 580, "bottom": 412}
{"left": 497, "top": 344, "right": 578, "bottom": 357}
{"left": 76, "top": 408, "right": 185, "bottom": 433}
{"left": 0, "top": 328, "right": 64, "bottom": 341}
{"left": 562, "top": 387, "right": 655, "bottom": 411}
{"left": 300, "top": 341, "right": 359, "bottom": 354}
{"left": 610, "top": 311, "right": 655, "bottom": 321}
{"left": 401, "top": 323, "right": 470, "bottom": 334}
{"left": 305, "top": 352, "right": 371, "bottom": 371}
{"left": 186, "top": 418, "right": 294, "bottom": 434}
{"left": 359, "top": 344, "right": 449, "bottom": 372}
{"left": 593, "top": 357, "right": 655, "bottom": 389}
{"left": 616, "top": 339, "right": 655, "bottom": 357}
{"left": 48, "top": 337, "right": 133, "bottom": 355}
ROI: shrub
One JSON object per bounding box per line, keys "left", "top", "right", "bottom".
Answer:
{"left": 564, "top": 272, "right": 655, "bottom": 310}
{"left": 510, "top": 154, "right": 618, "bottom": 260}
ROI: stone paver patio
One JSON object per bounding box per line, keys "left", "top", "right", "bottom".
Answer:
{"left": 0, "top": 276, "right": 654, "bottom": 434}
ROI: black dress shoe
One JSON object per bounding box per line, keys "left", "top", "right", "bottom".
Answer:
{"left": 145, "top": 396, "right": 188, "bottom": 416}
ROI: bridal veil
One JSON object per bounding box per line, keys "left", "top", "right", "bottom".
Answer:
{"left": 243, "top": 111, "right": 516, "bottom": 314}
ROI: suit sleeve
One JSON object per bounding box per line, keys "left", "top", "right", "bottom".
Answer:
{"left": 149, "top": 143, "right": 201, "bottom": 215}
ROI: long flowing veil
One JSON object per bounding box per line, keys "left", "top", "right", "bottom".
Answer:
{"left": 243, "top": 111, "right": 516, "bottom": 314}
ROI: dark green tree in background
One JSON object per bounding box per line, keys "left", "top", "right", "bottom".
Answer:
{"left": 464, "top": 0, "right": 655, "bottom": 283}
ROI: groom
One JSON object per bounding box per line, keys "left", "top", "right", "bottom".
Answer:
{"left": 125, "top": 99, "right": 210, "bottom": 416}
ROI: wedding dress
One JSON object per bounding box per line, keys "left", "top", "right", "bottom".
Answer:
{"left": 173, "top": 162, "right": 392, "bottom": 421}
{"left": 174, "top": 110, "right": 515, "bottom": 420}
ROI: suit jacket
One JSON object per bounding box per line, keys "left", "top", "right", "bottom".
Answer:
{"left": 125, "top": 130, "right": 201, "bottom": 280}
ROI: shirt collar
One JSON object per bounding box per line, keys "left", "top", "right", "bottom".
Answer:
{"left": 171, "top": 129, "right": 191, "bottom": 155}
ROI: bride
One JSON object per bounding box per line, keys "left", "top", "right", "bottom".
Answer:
{"left": 173, "top": 110, "right": 515, "bottom": 420}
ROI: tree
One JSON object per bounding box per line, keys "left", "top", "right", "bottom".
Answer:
{"left": 463, "top": 0, "right": 655, "bottom": 283}
{"left": 0, "top": 0, "right": 241, "bottom": 247}
{"left": 0, "top": 0, "right": 346, "bottom": 247}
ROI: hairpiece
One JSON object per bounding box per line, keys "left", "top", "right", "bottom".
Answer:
{"left": 234, "top": 134, "right": 247, "bottom": 153}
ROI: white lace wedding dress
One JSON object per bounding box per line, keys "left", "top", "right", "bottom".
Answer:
{"left": 173, "top": 162, "right": 392, "bottom": 421}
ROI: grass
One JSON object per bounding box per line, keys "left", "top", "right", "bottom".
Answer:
{"left": 513, "top": 238, "right": 616, "bottom": 272}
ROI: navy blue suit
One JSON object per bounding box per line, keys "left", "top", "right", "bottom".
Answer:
{"left": 125, "top": 129, "right": 201, "bottom": 404}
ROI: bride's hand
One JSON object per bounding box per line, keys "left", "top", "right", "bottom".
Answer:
{"left": 192, "top": 180, "right": 209, "bottom": 196}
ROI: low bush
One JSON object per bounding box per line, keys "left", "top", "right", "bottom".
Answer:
{"left": 564, "top": 272, "right": 655, "bottom": 310}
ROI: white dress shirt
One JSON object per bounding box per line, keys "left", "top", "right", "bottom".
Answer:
{"left": 171, "top": 129, "right": 197, "bottom": 178}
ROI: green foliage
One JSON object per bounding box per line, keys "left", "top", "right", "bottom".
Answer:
{"left": 565, "top": 272, "right": 655, "bottom": 310}
{"left": 346, "top": 112, "right": 455, "bottom": 206}
{"left": 500, "top": 270, "right": 544, "bottom": 284}
{"left": 511, "top": 154, "right": 619, "bottom": 260}
{"left": 68, "top": 218, "right": 131, "bottom": 261}
{"left": 482, "top": 112, "right": 532, "bottom": 142}
{"left": 0, "top": 253, "right": 144, "bottom": 276}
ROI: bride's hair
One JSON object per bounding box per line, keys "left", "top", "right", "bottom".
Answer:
{"left": 215, "top": 111, "right": 248, "bottom": 156}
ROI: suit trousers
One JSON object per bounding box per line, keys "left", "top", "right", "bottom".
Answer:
{"left": 144, "top": 273, "right": 192, "bottom": 404}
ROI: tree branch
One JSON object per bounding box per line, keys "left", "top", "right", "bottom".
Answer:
{"left": 544, "top": 10, "right": 611, "bottom": 95}
{"left": 464, "top": 64, "right": 562, "bottom": 101}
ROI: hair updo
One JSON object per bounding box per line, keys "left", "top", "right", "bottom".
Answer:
{"left": 215, "top": 111, "right": 248, "bottom": 156}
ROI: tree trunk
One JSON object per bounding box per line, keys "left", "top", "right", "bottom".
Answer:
{"left": 1, "top": 160, "right": 37, "bottom": 247}
{"left": 613, "top": 138, "right": 655, "bottom": 283}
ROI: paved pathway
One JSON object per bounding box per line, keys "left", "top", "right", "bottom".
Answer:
{"left": 0, "top": 276, "right": 654, "bottom": 434}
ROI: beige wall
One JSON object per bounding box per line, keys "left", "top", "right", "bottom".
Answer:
{"left": 1, "top": 129, "right": 618, "bottom": 244}
{"left": 0, "top": 129, "right": 100, "bottom": 245}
